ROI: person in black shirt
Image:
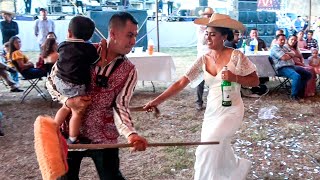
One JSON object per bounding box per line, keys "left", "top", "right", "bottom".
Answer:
{"left": 0, "top": 11, "right": 19, "bottom": 44}
{"left": 224, "top": 30, "right": 240, "bottom": 49}
{"left": 53, "top": 15, "right": 106, "bottom": 144}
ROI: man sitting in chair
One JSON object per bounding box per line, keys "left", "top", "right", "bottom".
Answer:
{"left": 270, "top": 34, "right": 312, "bottom": 101}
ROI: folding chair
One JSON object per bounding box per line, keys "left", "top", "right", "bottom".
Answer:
{"left": 268, "top": 57, "right": 291, "bottom": 94}
{"left": 11, "top": 61, "right": 47, "bottom": 103}
{"left": 0, "top": 77, "right": 9, "bottom": 89}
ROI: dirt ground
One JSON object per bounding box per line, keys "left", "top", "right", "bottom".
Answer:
{"left": 0, "top": 49, "right": 320, "bottom": 179}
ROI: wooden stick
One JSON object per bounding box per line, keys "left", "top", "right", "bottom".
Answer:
{"left": 69, "top": 141, "right": 220, "bottom": 150}
{"left": 129, "top": 106, "right": 160, "bottom": 118}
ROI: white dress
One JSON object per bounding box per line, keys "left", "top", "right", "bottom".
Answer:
{"left": 185, "top": 50, "right": 257, "bottom": 180}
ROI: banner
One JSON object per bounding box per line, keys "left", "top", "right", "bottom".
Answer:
{"left": 257, "top": 0, "right": 281, "bottom": 11}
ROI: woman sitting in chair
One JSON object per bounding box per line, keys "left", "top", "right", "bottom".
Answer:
{"left": 7, "top": 36, "right": 46, "bottom": 79}
{"left": 42, "top": 38, "right": 59, "bottom": 75}
{"left": 287, "top": 34, "right": 316, "bottom": 97}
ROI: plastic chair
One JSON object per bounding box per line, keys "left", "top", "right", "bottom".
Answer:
{"left": 268, "top": 57, "right": 291, "bottom": 94}
{"left": 11, "top": 60, "right": 47, "bottom": 103}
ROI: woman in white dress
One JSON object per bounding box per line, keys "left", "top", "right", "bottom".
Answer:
{"left": 144, "top": 14, "right": 259, "bottom": 180}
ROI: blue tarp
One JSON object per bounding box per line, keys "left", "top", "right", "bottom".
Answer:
{"left": 88, "top": 10, "right": 148, "bottom": 50}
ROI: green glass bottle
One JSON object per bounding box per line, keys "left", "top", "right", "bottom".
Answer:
{"left": 221, "top": 66, "right": 232, "bottom": 107}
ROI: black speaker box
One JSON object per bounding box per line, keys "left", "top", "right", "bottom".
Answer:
{"left": 260, "top": 36, "right": 274, "bottom": 47}
{"left": 238, "top": 1, "right": 257, "bottom": 11}
{"left": 257, "top": 24, "right": 276, "bottom": 36}
{"left": 240, "top": 11, "right": 276, "bottom": 24}
{"left": 257, "top": 11, "right": 276, "bottom": 24}
{"left": 238, "top": 11, "right": 248, "bottom": 23}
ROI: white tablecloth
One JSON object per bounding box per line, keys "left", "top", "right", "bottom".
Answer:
{"left": 127, "top": 52, "right": 176, "bottom": 82}
{"left": 246, "top": 54, "right": 276, "bottom": 77}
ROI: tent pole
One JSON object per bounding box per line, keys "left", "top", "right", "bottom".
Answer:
{"left": 155, "top": 0, "right": 160, "bottom": 52}
{"left": 309, "top": 0, "right": 311, "bottom": 30}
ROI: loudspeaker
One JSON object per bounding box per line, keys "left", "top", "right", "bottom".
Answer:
{"left": 257, "top": 11, "right": 276, "bottom": 24}
{"left": 257, "top": 24, "right": 276, "bottom": 36}
{"left": 238, "top": 11, "right": 248, "bottom": 23}
{"left": 260, "top": 36, "right": 274, "bottom": 47}
{"left": 238, "top": 1, "right": 257, "bottom": 11}
{"left": 247, "top": 12, "right": 258, "bottom": 23}
{"left": 240, "top": 11, "right": 276, "bottom": 24}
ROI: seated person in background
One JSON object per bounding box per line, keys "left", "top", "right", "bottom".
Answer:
{"left": 46, "top": 31, "right": 57, "bottom": 40}
{"left": 242, "top": 28, "right": 269, "bottom": 97}
{"left": 0, "top": 57, "right": 23, "bottom": 92}
{"left": 297, "top": 30, "right": 308, "bottom": 50}
{"left": 224, "top": 30, "right": 240, "bottom": 49}
{"left": 42, "top": 38, "right": 59, "bottom": 74}
{"left": 270, "top": 29, "right": 284, "bottom": 48}
{"left": 287, "top": 34, "right": 316, "bottom": 97}
{"left": 37, "top": 32, "right": 59, "bottom": 73}
{"left": 270, "top": 34, "right": 312, "bottom": 101}
{"left": 2, "top": 42, "right": 19, "bottom": 84}
{"left": 306, "top": 30, "right": 319, "bottom": 50}
{"left": 7, "top": 36, "right": 46, "bottom": 79}
{"left": 245, "top": 28, "right": 268, "bottom": 51}
{"left": 308, "top": 48, "right": 320, "bottom": 74}
{"left": 53, "top": 16, "right": 106, "bottom": 144}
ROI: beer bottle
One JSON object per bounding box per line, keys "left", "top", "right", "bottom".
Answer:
{"left": 221, "top": 66, "right": 232, "bottom": 106}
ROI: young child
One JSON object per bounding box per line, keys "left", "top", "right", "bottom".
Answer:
{"left": 54, "top": 15, "right": 106, "bottom": 144}
{"left": 308, "top": 48, "right": 320, "bottom": 74}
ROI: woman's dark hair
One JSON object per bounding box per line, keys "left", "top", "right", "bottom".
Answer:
{"left": 288, "top": 34, "right": 298, "bottom": 50}
{"left": 42, "top": 38, "right": 57, "bottom": 58}
{"left": 46, "top": 32, "right": 57, "bottom": 39}
{"left": 8, "top": 36, "right": 20, "bottom": 60}
{"left": 212, "top": 27, "right": 234, "bottom": 41}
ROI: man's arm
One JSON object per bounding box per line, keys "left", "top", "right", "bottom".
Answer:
{"left": 52, "top": 20, "right": 55, "bottom": 33}
{"left": 113, "top": 67, "right": 138, "bottom": 138}
{"left": 34, "top": 20, "right": 39, "bottom": 36}
{"left": 113, "top": 67, "right": 147, "bottom": 151}
{"left": 14, "top": 21, "right": 19, "bottom": 35}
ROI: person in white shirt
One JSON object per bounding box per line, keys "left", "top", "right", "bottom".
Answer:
{"left": 34, "top": 8, "right": 55, "bottom": 50}
{"left": 195, "top": 7, "right": 214, "bottom": 110}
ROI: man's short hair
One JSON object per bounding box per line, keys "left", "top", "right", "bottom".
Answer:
{"left": 39, "top": 8, "right": 47, "bottom": 12}
{"left": 251, "top": 28, "right": 258, "bottom": 31}
{"left": 108, "top": 12, "right": 138, "bottom": 31}
{"left": 307, "top": 30, "right": 314, "bottom": 34}
{"left": 276, "top": 33, "right": 286, "bottom": 40}
{"left": 68, "top": 15, "right": 95, "bottom": 41}
{"left": 277, "top": 29, "right": 284, "bottom": 33}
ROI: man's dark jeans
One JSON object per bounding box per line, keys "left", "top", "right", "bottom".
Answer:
{"left": 59, "top": 148, "right": 125, "bottom": 180}
{"left": 277, "top": 66, "right": 312, "bottom": 97}
{"left": 196, "top": 80, "right": 205, "bottom": 106}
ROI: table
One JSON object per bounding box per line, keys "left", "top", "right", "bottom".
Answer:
{"left": 127, "top": 52, "right": 176, "bottom": 91}
{"left": 246, "top": 54, "right": 276, "bottom": 77}
{"left": 301, "top": 50, "right": 312, "bottom": 60}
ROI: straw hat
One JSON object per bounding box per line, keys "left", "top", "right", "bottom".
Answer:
{"left": 194, "top": 13, "right": 246, "bottom": 31}
{"left": 200, "top": 7, "right": 214, "bottom": 16}
{"left": 0, "top": 10, "right": 15, "bottom": 16}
